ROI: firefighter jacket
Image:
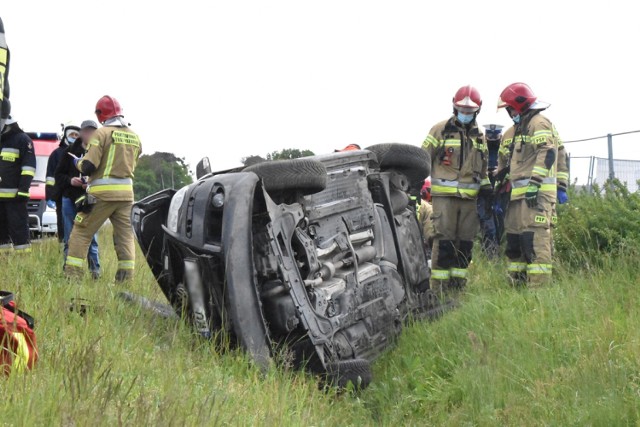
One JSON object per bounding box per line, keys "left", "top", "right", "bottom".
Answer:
{"left": 422, "top": 116, "right": 489, "bottom": 199}
{"left": 77, "top": 125, "right": 142, "bottom": 202}
{"left": 497, "top": 111, "right": 560, "bottom": 203}
{"left": 45, "top": 140, "right": 69, "bottom": 200}
{"left": 0, "top": 126, "right": 36, "bottom": 199}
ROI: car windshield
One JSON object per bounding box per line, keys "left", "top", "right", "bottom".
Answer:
{"left": 34, "top": 155, "right": 48, "bottom": 182}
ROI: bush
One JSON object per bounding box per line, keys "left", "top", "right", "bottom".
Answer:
{"left": 555, "top": 179, "right": 640, "bottom": 268}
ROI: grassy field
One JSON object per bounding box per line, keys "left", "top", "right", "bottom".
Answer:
{"left": 1, "top": 231, "right": 639, "bottom": 426}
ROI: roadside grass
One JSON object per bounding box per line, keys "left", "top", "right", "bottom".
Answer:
{"left": 1, "top": 234, "right": 639, "bottom": 426}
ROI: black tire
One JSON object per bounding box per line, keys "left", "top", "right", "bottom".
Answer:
{"left": 244, "top": 158, "right": 327, "bottom": 196}
{"left": 325, "top": 358, "right": 373, "bottom": 390}
{"left": 366, "top": 143, "right": 431, "bottom": 187}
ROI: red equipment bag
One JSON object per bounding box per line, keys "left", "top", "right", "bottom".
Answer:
{"left": 0, "top": 291, "right": 37, "bottom": 375}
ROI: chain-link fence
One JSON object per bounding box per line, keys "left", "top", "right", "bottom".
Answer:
{"left": 571, "top": 156, "right": 640, "bottom": 192}
{"left": 565, "top": 130, "right": 640, "bottom": 193}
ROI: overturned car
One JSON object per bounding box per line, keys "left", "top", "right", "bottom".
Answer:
{"left": 132, "top": 143, "right": 442, "bottom": 388}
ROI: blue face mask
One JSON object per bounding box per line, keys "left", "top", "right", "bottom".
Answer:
{"left": 67, "top": 137, "right": 77, "bottom": 144}
{"left": 457, "top": 112, "right": 474, "bottom": 125}
{"left": 512, "top": 114, "right": 521, "bottom": 124}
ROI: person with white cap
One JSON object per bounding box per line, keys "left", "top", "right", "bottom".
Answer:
{"left": 0, "top": 116, "right": 36, "bottom": 253}
{"left": 496, "top": 82, "right": 563, "bottom": 286}
{"left": 46, "top": 123, "right": 81, "bottom": 242}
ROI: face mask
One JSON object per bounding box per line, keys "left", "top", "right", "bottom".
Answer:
{"left": 512, "top": 114, "right": 521, "bottom": 124}
{"left": 67, "top": 137, "right": 77, "bottom": 144}
{"left": 457, "top": 112, "right": 474, "bottom": 125}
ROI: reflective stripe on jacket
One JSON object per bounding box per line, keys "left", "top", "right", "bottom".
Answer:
{"left": 422, "top": 116, "right": 489, "bottom": 200}
{"left": 79, "top": 126, "right": 142, "bottom": 201}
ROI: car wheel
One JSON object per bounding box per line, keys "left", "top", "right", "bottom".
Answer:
{"left": 366, "top": 143, "right": 431, "bottom": 187}
{"left": 244, "top": 158, "right": 327, "bottom": 196}
{"left": 325, "top": 358, "right": 373, "bottom": 390}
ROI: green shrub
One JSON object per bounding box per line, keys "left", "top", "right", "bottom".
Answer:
{"left": 555, "top": 179, "right": 640, "bottom": 267}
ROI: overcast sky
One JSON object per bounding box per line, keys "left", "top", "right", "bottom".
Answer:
{"left": 3, "top": 1, "right": 639, "bottom": 184}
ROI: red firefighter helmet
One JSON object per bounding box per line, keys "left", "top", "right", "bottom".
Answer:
{"left": 497, "top": 82, "right": 538, "bottom": 114}
{"left": 452, "top": 85, "right": 482, "bottom": 113}
{"left": 95, "top": 95, "right": 123, "bottom": 123}
{"left": 420, "top": 177, "right": 432, "bottom": 202}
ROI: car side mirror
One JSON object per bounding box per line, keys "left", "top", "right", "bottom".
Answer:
{"left": 196, "top": 157, "right": 212, "bottom": 180}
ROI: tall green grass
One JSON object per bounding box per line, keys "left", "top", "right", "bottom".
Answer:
{"left": 1, "top": 218, "right": 639, "bottom": 425}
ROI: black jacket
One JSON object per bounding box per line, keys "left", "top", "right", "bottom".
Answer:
{"left": 45, "top": 139, "right": 69, "bottom": 200}
{"left": 0, "top": 125, "right": 36, "bottom": 198}
{"left": 54, "top": 138, "right": 87, "bottom": 202}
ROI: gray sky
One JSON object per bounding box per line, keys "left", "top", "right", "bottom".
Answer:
{"left": 3, "top": 1, "right": 639, "bottom": 184}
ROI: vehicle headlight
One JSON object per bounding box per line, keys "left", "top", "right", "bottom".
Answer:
{"left": 167, "top": 186, "right": 188, "bottom": 233}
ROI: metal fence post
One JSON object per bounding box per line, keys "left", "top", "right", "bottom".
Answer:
{"left": 607, "top": 133, "right": 615, "bottom": 180}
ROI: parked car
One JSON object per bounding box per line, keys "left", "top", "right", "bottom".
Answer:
{"left": 27, "top": 132, "right": 59, "bottom": 236}
{"left": 132, "top": 143, "right": 444, "bottom": 388}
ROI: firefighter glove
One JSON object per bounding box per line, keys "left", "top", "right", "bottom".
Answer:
{"left": 525, "top": 183, "right": 540, "bottom": 208}
{"left": 557, "top": 188, "right": 568, "bottom": 204}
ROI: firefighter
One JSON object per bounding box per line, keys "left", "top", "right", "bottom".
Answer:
{"left": 497, "top": 82, "right": 561, "bottom": 286}
{"left": 477, "top": 124, "right": 505, "bottom": 257}
{"left": 46, "top": 123, "right": 80, "bottom": 242}
{"left": 0, "top": 116, "right": 36, "bottom": 253}
{"left": 65, "top": 96, "right": 142, "bottom": 282}
{"left": 417, "top": 177, "right": 434, "bottom": 260}
{"left": 422, "top": 85, "right": 490, "bottom": 292}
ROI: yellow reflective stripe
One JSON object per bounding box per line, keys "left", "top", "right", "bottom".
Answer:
{"left": 527, "top": 263, "right": 552, "bottom": 274}
{"left": 533, "top": 130, "right": 553, "bottom": 136}
{"left": 16, "top": 192, "right": 30, "bottom": 198}
{"left": 89, "top": 184, "right": 133, "bottom": 193}
{"left": 11, "top": 332, "right": 31, "bottom": 373}
{"left": 431, "top": 185, "right": 458, "bottom": 195}
{"left": 473, "top": 142, "right": 487, "bottom": 151}
{"left": 1, "top": 152, "right": 19, "bottom": 161}
{"left": 450, "top": 268, "right": 468, "bottom": 278}
{"left": 0, "top": 48, "right": 7, "bottom": 64}
{"left": 512, "top": 183, "right": 556, "bottom": 197}
{"left": 459, "top": 188, "right": 479, "bottom": 197}
{"left": 507, "top": 262, "right": 527, "bottom": 272}
{"left": 532, "top": 166, "right": 549, "bottom": 176}
{"left": 118, "top": 260, "right": 135, "bottom": 270}
{"left": 444, "top": 139, "right": 461, "bottom": 147}
{"left": 103, "top": 144, "right": 117, "bottom": 178}
{"left": 432, "top": 186, "right": 479, "bottom": 197}
{"left": 0, "top": 193, "right": 17, "bottom": 198}
{"left": 66, "top": 256, "right": 84, "bottom": 268}
{"left": 557, "top": 172, "right": 569, "bottom": 180}
{"left": 89, "top": 138, "right": 100, "bottom": 147}
{"left": 431, "top": 269, "right": 451, "bottom": 280}
{"left": 480, "top": 178, "right": 491, "bottom": 187}
{"left": 22, "top": 170, "right": 36, "bottom": 177}
{"left": 422, "top": 134, "right": 438, "bottom": 149}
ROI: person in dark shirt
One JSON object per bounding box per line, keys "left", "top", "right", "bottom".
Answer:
{"left": 55, "top": 120, "right": 101, "bottom": 278}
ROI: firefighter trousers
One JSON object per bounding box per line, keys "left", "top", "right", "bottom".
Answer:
{"left": 0, "top": 198, "right": 31, "bottom": 252}
{"left": 430, "top": 196, "right": 479, "bottom": 291}
{"left": 504, "top": 198, "right": 553, "bottom": 286}
{"left": 65, "top": 199, "right": 135, "bottom": 281}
